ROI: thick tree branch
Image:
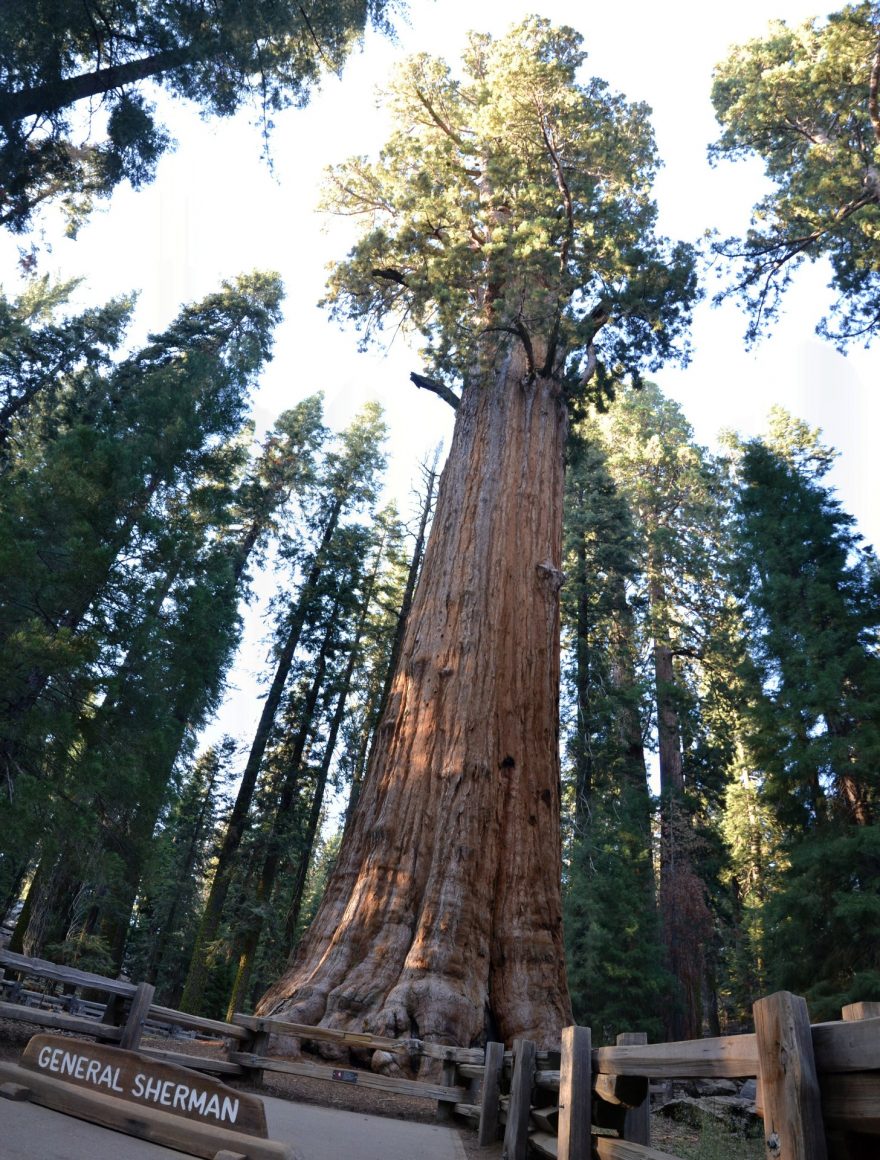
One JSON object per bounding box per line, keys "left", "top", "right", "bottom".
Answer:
{"left": 412, "top": 84, "right": 467, "bottom": 148}
{"left": 371, "top": 267, "right": 409, "bottom": 286}
{"left": 535, "top": 102, "right": 575, "bottom": 272}
{"left": 581, "top": 305, "right": 610, "bottom": 386}
{"left": 0, "top": 49, "right": 191, "bottom": 124}
{"left": 409, "top": 371, "right": 459, "bottom": 410}
{"left": 298, "top": 4, "right": 333, "bottom": 70}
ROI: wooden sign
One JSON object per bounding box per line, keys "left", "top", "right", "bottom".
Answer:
{"left": 21, "top": 1034, "right": 267, "bottom": 1137}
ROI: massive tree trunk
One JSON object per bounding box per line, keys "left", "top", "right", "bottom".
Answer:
{"left": 257, "top": 341, "right": 572, "bottom": 1048}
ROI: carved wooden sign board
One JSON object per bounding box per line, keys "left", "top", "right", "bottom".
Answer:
{"left": 20, "top": 1033, "right": 268, "bottom": 1136}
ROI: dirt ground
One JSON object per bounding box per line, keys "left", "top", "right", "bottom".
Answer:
{"left": 0, "top": 1018, "right": 497, "bottom": 1159}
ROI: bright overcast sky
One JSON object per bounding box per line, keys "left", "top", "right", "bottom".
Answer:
{"left": 2, "top": 0, "right": 877, "bottom": 746}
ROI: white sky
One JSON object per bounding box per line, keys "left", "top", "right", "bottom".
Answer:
{"left": 2, "top": 0, "right": 877, "bottom": 749}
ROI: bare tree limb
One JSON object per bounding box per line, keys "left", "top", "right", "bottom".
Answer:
{"left": 410, "top": 371, "right": 460, "bottom": 410}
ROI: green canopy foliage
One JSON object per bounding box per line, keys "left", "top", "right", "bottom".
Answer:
{"left": 0, "top": 0, "right": 394, "bottom": 231}
{"left": 320, "top": 17, "right": 698, "bottom": 398}
{"left": 710, "top": 2, "right": 880, "bottom": 346}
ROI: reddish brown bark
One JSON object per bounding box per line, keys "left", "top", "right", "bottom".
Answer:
{"left": 653, "top": 627, "right": 712, "bottom": 1042}
{"left": 257, "top": 340, "right": 572, "bottom": 1048}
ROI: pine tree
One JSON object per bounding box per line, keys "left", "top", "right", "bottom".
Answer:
{"left": 732, "top": 409, "right": 880, "bottom": 1015}
{"left": 125, "top": 738, "right": 237, "bottom": 1004}
{"left": 586, "top": 384, "right": 731, "bottom": 1039}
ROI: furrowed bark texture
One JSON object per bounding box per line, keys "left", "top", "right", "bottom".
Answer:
{"left": 257, "top": 341, "right": 572, "bottom": 1048}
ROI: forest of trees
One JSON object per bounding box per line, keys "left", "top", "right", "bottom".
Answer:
{"left": 0, "top": 1, "right": 878, "bottom": 1047}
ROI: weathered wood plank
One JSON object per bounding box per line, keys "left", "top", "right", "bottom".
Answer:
{"left": 0, "top": 1001, "right": 123, "bottom": 1040}
{"left": 531, "top": 1106, "right": 560, "bottom": 1133}
{"left": 149, "top": 1005, "right": 250, "bottom": 1041}
{"left": 138, "top": 1047, "right": 244, "bottom": 1076}
{"left": 230, "top": 1051, "right": 466, "bottom": 1102}
{"left": 0, "top": 950, "right": 134, "bottom": 996}
{"left": 478, "top": 1040, "right": 504, "bottom": 1147}
{"left": 594, "top": 1072, "right": 649, "bottom": 1110}
{"left": 459, "top": 1063, "right": 486, "bottom": 1081}
{"left": 231, "top": 1013, "right": 483, "bottom": 1063}
{"left": 754, "top": 990, "right": 827, "bottom": 1160}
{"left": 842, "top": 1004, "right": 880, "bottom": 1023}
{"left": 558, "top": 1025, "right": 591, "bottom": 1160}
{"left": 812, "top": 1018, "right": 880, "bottom": 1074}
{"left": 594, "top": 1137, "right": 683, "bottom": 1160}
{"left": 455, "top": 1101, "right": 480, "bottom": 1120}
{"left": 119, "top": 981, "right": 154, "bottom": 1050}
{"left": 0, "top": 1060, "right": 293, "bottom": 1160}
{"left": 531, "top": 1131, "right": 558, "bottom": 1158}
{"left": 617, "top": 1032, "right": 650, "bottom": 1147}
{"left": 593, "top": 1033, "right": 758, "bottom": 1078}
{"left": 535, "top": 1069, "right": 561, "bottom": 1090}
{"left": 502, "top": 1039, "right": 536, "bottom": 1160}
{"left": 821, "top": 1072, "right": 880, "bottom": 1134}
{"left": 436, "top": 1057, "right": 458, "bottom": 1122}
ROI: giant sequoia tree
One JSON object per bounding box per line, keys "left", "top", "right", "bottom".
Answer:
{"left": 257, "top": 20, "right": 697, "bottom": 1049}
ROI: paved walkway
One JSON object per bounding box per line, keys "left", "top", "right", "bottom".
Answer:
{"left": 0, "top": 1092, "right": 470, "bottom": 1160}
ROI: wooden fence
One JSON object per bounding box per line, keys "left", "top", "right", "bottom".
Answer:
{"left": 1, "top": 949, "right": 878, "bottom": 1159}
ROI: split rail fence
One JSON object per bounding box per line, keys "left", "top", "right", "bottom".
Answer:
{"left": 1, "top": 948, "right": 878, "bottom": 1159}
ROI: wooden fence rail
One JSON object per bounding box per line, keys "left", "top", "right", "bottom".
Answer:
{"left": 1, "top": 950, "right": 878, "bottom": 1159}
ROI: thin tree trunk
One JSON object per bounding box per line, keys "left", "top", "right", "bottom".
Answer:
{"left": 146, "top": 762, "right": 220, "bottom": 986}
{"left": 257, "top": 341, "right": 572, "bottom": 1049}
{"left": 284, "top": 538, "right": 388, "bottom": 952}
{"left": 224, "top": 595, "right": 338, "bottom": 1018}
{"left": 652, "top": 583, "right": 710, "bottom": 1042}
{"left": 80, "top": 513, "right": 276, "bottom": 963}
{"left": 180, "top": 501, "right": 344, "bottom": 1013}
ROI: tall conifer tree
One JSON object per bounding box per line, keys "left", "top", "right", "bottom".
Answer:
{"left": 257, "top": 20, "right": 697, "bottom": 1048}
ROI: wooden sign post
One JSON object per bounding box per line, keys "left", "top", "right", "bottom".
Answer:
{"left": 0, "top": 1033, "right": 296, "bottom": 1160}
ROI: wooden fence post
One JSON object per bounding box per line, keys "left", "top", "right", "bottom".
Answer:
{"left": 754, "top": 991, "right": 827, "bottom": 1160}
{"left": 479, "top": 1040, "right": 505, "bottom": 1147}
{"left": 841, "top": 1002, "right": 880, "bottom": 1022}
{"left": 119, "top": 981, "right": 155, "bottom": 1050}
{"left": 436, "top": 1056, "right": 458, "bottom": 1122}
{"left": 617, "top": 1031, "right": 650, "bottom": 1146}
{"left": 558, "top": 1025, "right": 591, "bottom": 1160}
{"left": 502, "top": 1039, "right": 535, "bottom": 1160}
